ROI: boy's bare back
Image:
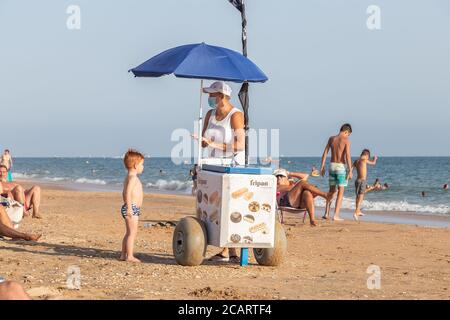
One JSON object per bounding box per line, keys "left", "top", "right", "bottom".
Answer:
{"left": 354, "top": 158, "right": 368, "bottom": 180}
{"left": 328, "top": 135, "right": 350, "bottom": 164}
{"left": 123, "top": 175, "right": 143, "bottom": 208}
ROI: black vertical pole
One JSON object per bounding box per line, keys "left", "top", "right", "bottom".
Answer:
{"left": 241, "top": 1, "right": 247, "bottom": 57}
{"left": 229, "top": 0, "right": 250, "bottom": 165}
{"left": 240, "top": 1, "right": 249, "bottom": 165}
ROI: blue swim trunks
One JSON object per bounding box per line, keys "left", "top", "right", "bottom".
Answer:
{"left": 121, "top": 204, "right": 141, "bottom": 218}
{"left": 329, "top": 162, "right": 348, "bottom": 187}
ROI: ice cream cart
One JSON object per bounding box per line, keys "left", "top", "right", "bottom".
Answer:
{"left": 172, "top": 164, "right": 287, "bottom": 266}
{"left": 129, "top": 43, "right": 286, "bottom": 266}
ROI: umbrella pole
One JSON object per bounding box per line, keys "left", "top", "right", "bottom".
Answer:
{"left": 197, "top": 80, "right": 204, "bottom": 169}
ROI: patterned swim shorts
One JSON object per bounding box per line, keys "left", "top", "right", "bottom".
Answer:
{"left": 121, "top": 204, "right": 141, "bottom": 218}
{"left": 329, "top": 162, "right": 348, "bottom": 187}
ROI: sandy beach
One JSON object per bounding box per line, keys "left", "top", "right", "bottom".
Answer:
{"left": 1, "top": 182, "right": 449, "bottom": 300}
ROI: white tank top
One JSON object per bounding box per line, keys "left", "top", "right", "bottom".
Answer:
{"left": 204, "top": 107, "right": 245, "bottom": 165}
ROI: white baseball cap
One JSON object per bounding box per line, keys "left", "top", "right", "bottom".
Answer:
{"left": 202, "top": 81, "right": 232, "bottom": 96}
{"left": 273, "top": 168, "right": 288, "bottom": 178}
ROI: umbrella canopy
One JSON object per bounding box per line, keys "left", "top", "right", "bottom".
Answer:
{"left": 130, "top": 43, "right": 268, "bottom": 83}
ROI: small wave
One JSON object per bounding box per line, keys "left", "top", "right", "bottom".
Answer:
{"left": 43, "top": 177, "right": 66, "bottom": 182}
{"left": 315, "top": 197, "right": 450, "bottom": 214}
{"left": 146, "top": 179, "right": 192, "bottom": 192}
{"left": 75, "top": 178, "right": 107, "bottom": 185}
{"left": 13, "top": 172, "right": 38, "bottom": 179}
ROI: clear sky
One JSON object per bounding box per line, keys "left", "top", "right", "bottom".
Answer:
{"left": 1, "top": 0, "right": 449, "bottom": 157}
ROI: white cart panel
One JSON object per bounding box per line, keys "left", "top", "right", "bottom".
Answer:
{"left": 196, "top": 170, "right": 276, "bottom": 248}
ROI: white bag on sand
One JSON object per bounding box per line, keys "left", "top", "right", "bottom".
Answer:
{"left": 1, "top": 197, "right": 23, "bottom": 229}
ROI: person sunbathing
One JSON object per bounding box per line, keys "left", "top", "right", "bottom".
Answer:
{"left": 0, "top": 165, "right": 42, "bottom": 218}
{"left": 275, "top": 169, "right": 333, "bottom": 226}
{"left": 0, "top": 206, "right": 41, "bottom": 241}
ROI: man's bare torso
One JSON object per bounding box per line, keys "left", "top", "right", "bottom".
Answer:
{"left": 329, "top": 135, "right": 348, "bottom": 164}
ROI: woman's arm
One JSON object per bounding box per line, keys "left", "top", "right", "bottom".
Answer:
{"left": 201, "top": 110, "right": 213, "bottom": 148}
{"left": 230, "top": 112, "right": 245, "bottom": 152}
{"left": 288, "top": 171, "right": 309, "bottom": 181}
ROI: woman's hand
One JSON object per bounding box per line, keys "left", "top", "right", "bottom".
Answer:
{"left": 191, "top": 134, "right": 212, "bottom": 147}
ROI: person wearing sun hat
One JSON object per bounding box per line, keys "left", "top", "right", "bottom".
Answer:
{"left": 195, "top": 81, "right": 245, "bottom": 263}
{"left": 275, "top": 168, "right": 332, "bottom": 226}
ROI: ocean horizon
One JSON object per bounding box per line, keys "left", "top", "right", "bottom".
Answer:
{"left": 10, "top": 156, "right": 450, "bottom": 216}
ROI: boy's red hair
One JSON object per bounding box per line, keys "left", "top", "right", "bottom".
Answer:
{"left": 123, "top": 149, "right": 145, "bottom": 169}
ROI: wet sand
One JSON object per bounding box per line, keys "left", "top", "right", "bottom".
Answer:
{"left": 1, "top": 184, "right": 449, "bottom": 300}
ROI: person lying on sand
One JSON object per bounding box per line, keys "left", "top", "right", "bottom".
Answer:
{"left": 0, "top": 165, "right": 42, "bottom": 219}
{"left": 0, "top": 206, "right": 41, "bottom": 241}
{"left": 0, "top": 279, "right": 31, "bottom": 300}
{"left": 275, "top": 169, "right": 333, "bottom": 226}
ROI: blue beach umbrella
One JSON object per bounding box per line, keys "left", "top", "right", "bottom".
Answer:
{"left": 129, "top": 42, "right": 268, "bottom": 165}
{"left": 130, "top": 42, "right": 268, "bottom": 83}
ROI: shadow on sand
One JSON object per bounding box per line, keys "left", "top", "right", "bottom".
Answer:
{"left": 0, "top": 239, "right": 176, "bottom": 265}
{"left": 0, "top": 238, "right": 254, "bottom": 267}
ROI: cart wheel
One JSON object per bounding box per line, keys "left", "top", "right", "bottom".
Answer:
{"left": 253, "top": 221, "right": 287, "bottom": 266}
{"left": 172, "top": 216, "right": 207, "bottom": 266}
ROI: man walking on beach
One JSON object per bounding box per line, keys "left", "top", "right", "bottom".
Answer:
{"left": 320, "top": 124, "right": 353, "bottom": 221}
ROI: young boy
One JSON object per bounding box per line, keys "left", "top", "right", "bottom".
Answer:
{"left": 320, "top": 123, "right": 353, "bottom": 221}
{"left": 353, "top": 149, "right": 377, "bottom": 220}
{"left": 0, "top": 150, "right": 13, "bottom": 182}
{"left": 120, "top": 149, "right": 145, "bottom": 263}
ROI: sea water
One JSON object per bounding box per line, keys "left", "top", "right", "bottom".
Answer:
{"left": 12, "top": 157, "right": 450, "bottom": 215}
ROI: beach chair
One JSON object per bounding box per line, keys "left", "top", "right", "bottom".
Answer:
{"left": 275, "top": 192, "right": 308, "bottom": 224}
{"left": 277, "top": 205, "right": 308, "bottom": 224}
